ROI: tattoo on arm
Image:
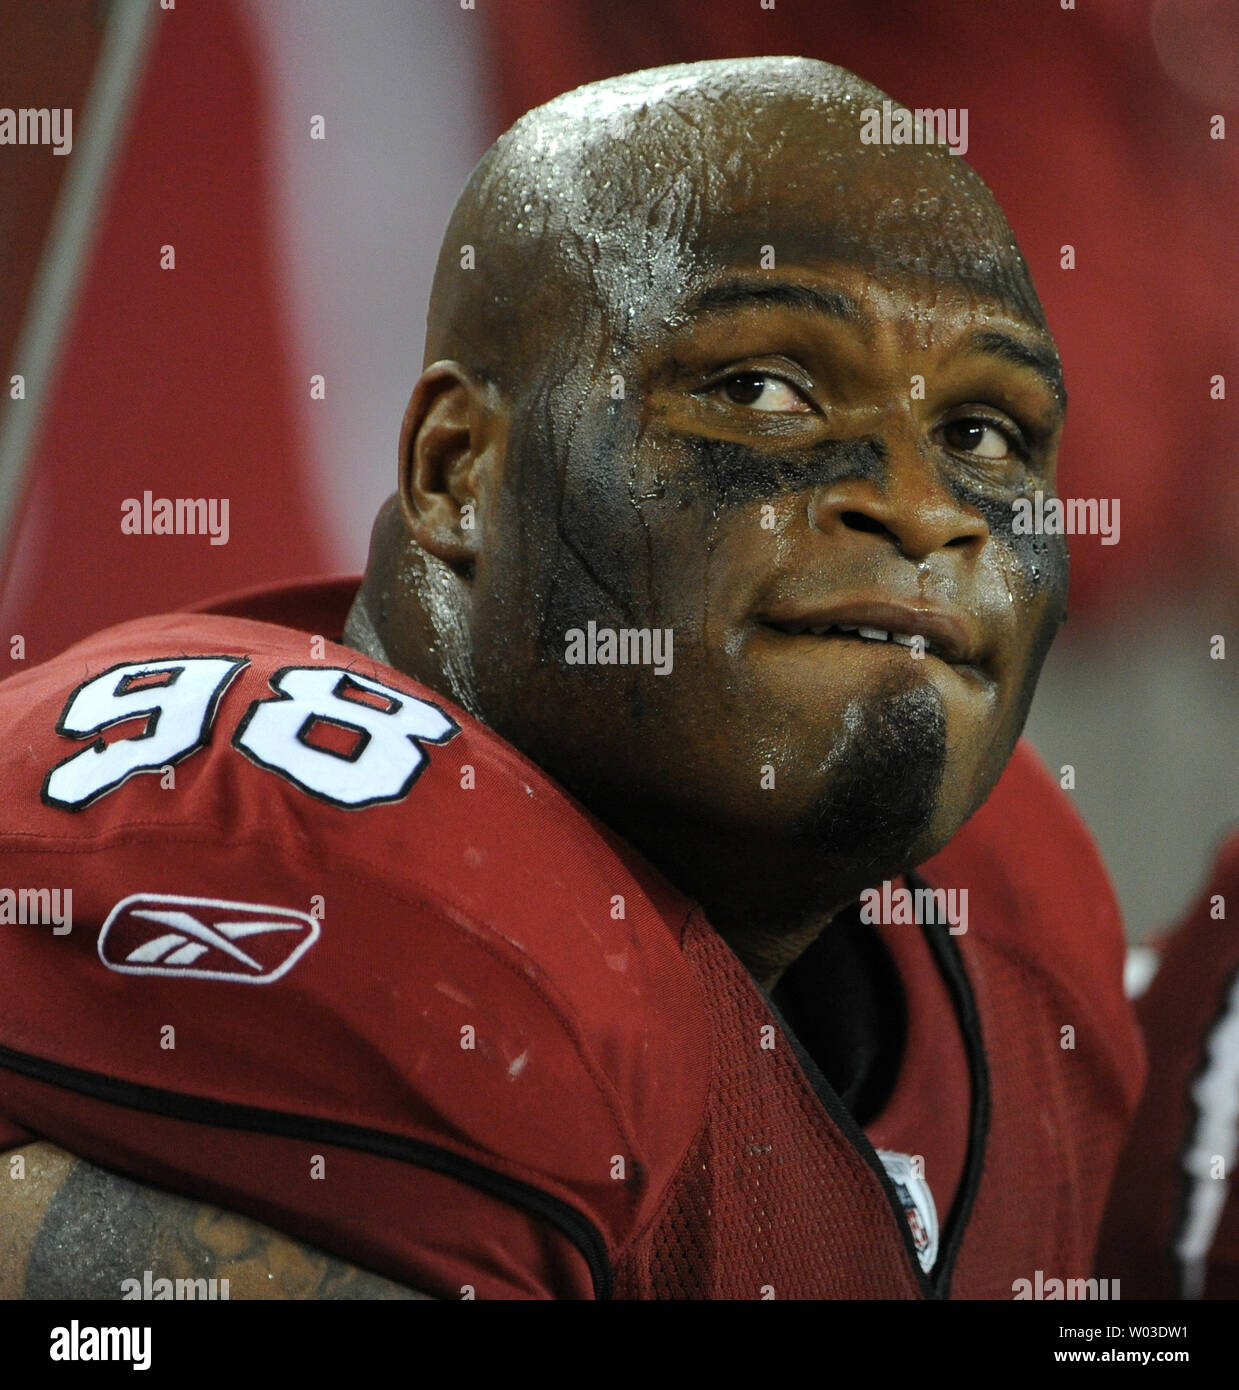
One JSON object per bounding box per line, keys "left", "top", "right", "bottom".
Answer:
{"left": 22, "top": 1152, "right": 431, "bottom": 1300}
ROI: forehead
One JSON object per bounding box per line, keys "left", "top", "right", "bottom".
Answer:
{"left": 565, "top": 94, "right": 1047, "bottom": 338}
{"left": 699, "top": 146, "right": 1036, "bottom": 318}
{"left": 706, "top": 253, "right": 1037, "bottom": 348}
{"left": 665, "top": 259, "right": 1053, "bottom": 349}
{"left": 689, "top": 229, "right": 1042, "bottom": 332}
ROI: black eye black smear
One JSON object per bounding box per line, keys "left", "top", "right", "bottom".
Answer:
{"left": 942, "top": 472, "right": 1070, "bottom": 601}
{"left": 682, "top": 434, "right": 888, "bottom": 509}
{"left": 681, "top": 432, "right": 1069, "bottom": 609}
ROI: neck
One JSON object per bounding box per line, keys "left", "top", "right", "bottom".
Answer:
{"left": 344, "top": 503, "right": 483, "bottom": 719}
{"left": 586, "top": 796, "right": 847, "bottom": 991}
{"left": 341, "top": 593, "right": 391, "bottom": 666}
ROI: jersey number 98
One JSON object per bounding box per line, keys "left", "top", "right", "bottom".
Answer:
{"left": 42, "top": 658, "right": 459, "bottom": 812}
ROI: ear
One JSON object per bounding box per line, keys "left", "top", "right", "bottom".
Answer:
{"left": 398, "top": 361, "right": 504, "bottom": 573}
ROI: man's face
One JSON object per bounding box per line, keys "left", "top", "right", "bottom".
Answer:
{"left": 468, "top": 117, "right": 1068, "bottom": 903}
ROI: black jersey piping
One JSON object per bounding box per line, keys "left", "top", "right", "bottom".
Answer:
{"left": 0, "top": 1041, "right": 612, "bottom": 1300}
{"left": 758, "top": 868, "right": 991, "bottom": 1300}
{"left": 910, "top": 867, "right": 992, "bottom": 1296}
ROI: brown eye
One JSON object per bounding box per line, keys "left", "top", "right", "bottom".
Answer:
{"left": 716, "top": 373, "right": 812, "bottom": 413}
{"left": 942, "top": 418, "right": 1015, "bottom": 460}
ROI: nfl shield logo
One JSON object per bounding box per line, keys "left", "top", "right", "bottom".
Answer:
{"left": 877, "top": 1148, "right": 939, "bottom": 1273}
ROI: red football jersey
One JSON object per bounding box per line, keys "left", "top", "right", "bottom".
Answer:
{"left": 1095, "top": 832, "right": 1239, "bottom": 1299}
{"left": 0, "top": 578, "right": 1143, "bottom": 1298}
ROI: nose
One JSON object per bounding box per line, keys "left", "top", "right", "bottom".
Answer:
{"left": 809, "top": 449, "right": 990, "bottom": 562}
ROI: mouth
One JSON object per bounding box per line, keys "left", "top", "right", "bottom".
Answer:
{"left": 757, "top": 599, "right": 982, "bottom": 671}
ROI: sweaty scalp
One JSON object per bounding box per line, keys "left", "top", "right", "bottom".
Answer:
{"left": 423, "top": 56, "right": 1047, "bottom": 400}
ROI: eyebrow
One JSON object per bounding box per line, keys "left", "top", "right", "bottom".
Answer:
{"left": 961, "top": 329, "right": 1067, "bottom": 411}
{"left": 679, "top": 277, "right": 865, "bottom": 323}
{"left": 676, "top": 278, "right": 1067, "bottom": 413}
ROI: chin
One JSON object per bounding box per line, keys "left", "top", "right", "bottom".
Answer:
{"left": 791, "top": 681, "right": 946, "bottom": 863}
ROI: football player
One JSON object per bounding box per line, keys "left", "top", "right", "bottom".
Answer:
{"left": 0, "top": 57, "right": 1142, "bottom": 1299}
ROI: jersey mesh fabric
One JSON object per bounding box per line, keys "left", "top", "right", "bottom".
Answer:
{"left": 948, "top": 936, "right": 1100, "bottom": 1292}
{"left": 615, "top": 909, "right": 923, "bottom": 1299}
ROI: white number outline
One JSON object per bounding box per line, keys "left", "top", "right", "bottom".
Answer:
{"left": 231, "top": 665, "right": 461, "bottom": 809}
{"left": 42, "top": 658, "right": 460, "bottom": 813}
{"left": 41, "top": 657, "right": 249, "bottom": 811}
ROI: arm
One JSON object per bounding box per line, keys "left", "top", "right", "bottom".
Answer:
{"left": 0, "top": 1142, "right": 435, "bottom": 1300}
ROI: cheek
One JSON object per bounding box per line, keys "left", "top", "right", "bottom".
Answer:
{"left": 626, "top": 433, "right": 892, "bottom": 638}
{"left": 515, "top": 398, "right": 727, "bottom": 683}
{"left": 543, "top": 423, "right": 741, "bottom": 636}
{"left": 943, "top": 472, "right": 1070, "bottom": 617}
{"left": 512, "top": 396, "right": 652, "bottom": 647}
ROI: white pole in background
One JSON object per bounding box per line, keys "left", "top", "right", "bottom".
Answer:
{"left": 0, "top": 0, "right": 158, "bottom": 581}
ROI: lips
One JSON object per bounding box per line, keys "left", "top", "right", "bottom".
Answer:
{"left": 759, "top": 599, "right": 978, "bottom": 667}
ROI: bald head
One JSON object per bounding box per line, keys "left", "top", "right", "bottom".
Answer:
{"left": 425, "top": 56, "right": 1046, "bottom": 402}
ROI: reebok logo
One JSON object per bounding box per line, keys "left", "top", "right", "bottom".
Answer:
{"left": 98, "top": 894, "right": 319, "bottom": 984}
